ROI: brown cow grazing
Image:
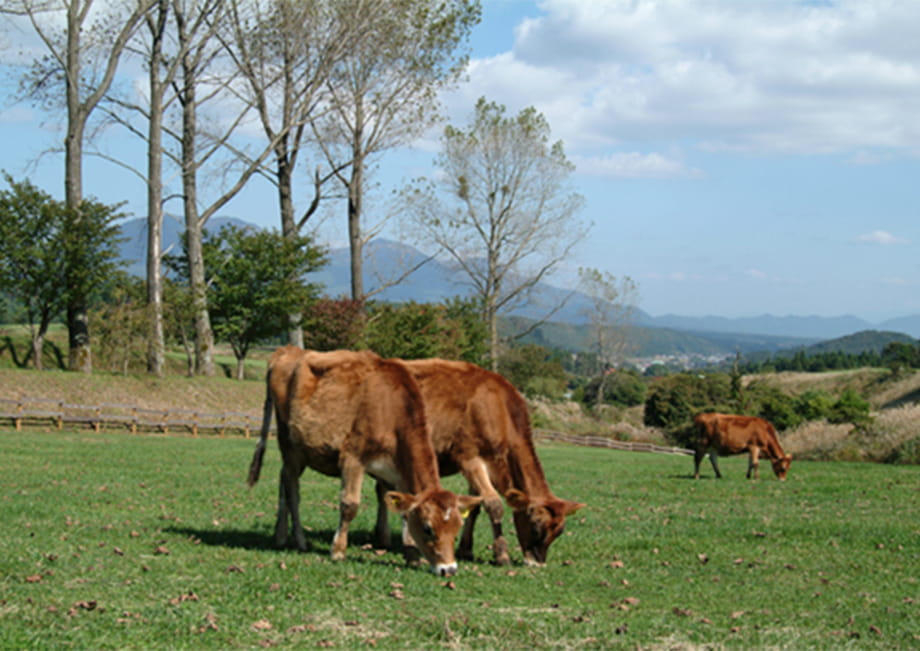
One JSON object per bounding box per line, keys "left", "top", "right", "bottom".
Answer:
{"left": 247, "top": 346, "right": 481, "bottom": 576}
{"left": 692, "top": 412, "right": 792, "bottom": 480}
{"left": 373, "top": 359, "right": 585, "bottom": 566}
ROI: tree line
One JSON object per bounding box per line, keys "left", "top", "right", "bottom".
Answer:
{"left": 1, "top": 0, "right": 592, "bottom": 377}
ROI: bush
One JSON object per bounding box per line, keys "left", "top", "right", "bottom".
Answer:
{"left": 886, "top": 436, "right": 920, "bottom": 465}
{"left": 643, "top": 372, "right": 732, "bottom": 431}
{"left": 582, "top": 369, "right": 647, "bottom": 408}
{"left": 828, "top": 389, "right": 872, "bottom": 426}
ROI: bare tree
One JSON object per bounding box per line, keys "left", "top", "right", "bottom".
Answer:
{"left": 3, "top": 0, "right": 157, "bottom": 372}
{"left": 222, "top": 0, "right": 355, "bottom": 346}
{"left": 314, "top": 0, "right": 480, "bottom": 301}
{"left": 578, "top": 267, "right": 638, "bottom": 410}
{"left": 407, "top": 98, "right": 588, "bottom": 370}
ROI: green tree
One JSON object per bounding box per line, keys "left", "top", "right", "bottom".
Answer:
{"left": 362, "top": 297, "right": 486, "bottom": 362}
{"left": 0, "top": 176, "right": 124, "bottom": 370}
{"left": 497, "top": 343, "right": 568, "bottom": 399}
{"left": 90, "top": 273, "right": 147, "bottom": 375}
{"left": 202, "top": 225, "right": 326, "bottom": 379}
{"left": 0, "top": 176, "right": 68, "bottom": 369}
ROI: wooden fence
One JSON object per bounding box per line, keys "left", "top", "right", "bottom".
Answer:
{"left": 0, "top": 396, "right": 693, "bottom": 457}
{"left": 0, "top": 396, "right": 260, "bottom": 438}
{"left": 534, "top": 429, "right": 693, "bottom": 456}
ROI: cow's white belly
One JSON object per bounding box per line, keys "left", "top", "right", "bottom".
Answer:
{"left": 366, "top": 458, "right": 400, "bottom": 486}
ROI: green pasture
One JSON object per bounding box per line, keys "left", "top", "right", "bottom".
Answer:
{"left": 0, "top": 428, "right": 917, "bottom": 649}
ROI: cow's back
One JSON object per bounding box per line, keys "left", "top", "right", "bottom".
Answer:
{"left": 404, "top": 359, "right": 514, "bottom": 474}
{"left": 694, "top": 412, "right": 775, "bottom": 454}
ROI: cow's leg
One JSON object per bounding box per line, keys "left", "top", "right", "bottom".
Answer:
{"left": 331, "top": 456, "right": 364, "bottom": 561}
{"left": 401, "top": 518, "right": 422, "bottom": 566}
{"left": 693, "top": 448, "right": 706, "bottom": 479}
{"left": 276, "top": 462, "right": 308, "bottom": 551}
{"left": 459, "top": 460, "right": 509, "bottom": 565}
{"left": 373, "top": 480, "right": 394, "bottom": 550}
{"left": 709, "top": 450, "right": 722, "bottom": 479}
{"left": 747, "top": 447, "right": 760, "bottom": 479}
{"left": 273, "top": 467, "right": 290, "bottom": 547}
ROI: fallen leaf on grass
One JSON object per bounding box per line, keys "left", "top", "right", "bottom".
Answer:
{"left": 195, "top": 612, "right": 219, "bottom": 633}
{"left": 731, "top": 611, "right": 745, "bottom": 619}
{"left": 389, "top": 589, "right": 405, "bottom": 600}
{"left": 673, "top": 608, "right": 693, "bottom": 617}
{"left": 287, "top": 624, "right": 317, "bottom": 634}
{"left": 169, "top": 591, "right": 199, "bottom": 605}
{"left": 68, "top": 600, "right": 99, "bottom": 617}
{"left": 153, "top": 546, "right": 170, "bottom": 555}
{"left": 251, "top": 619, "right": 273, "bottom": 631}
{"left": 443, "top": 581, "right": 456, "bottom": 590}
{"left": 25, "top": 575, "right": 42, "bottom": 584}
{"left": 609, "top": 560, "right": 625, "bottom": 569}
{"left": 697, "top": 553, "right": 709, "bottom": 565}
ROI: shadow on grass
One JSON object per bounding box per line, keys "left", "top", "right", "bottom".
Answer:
{"left": 164, "top": 525, "right": 403, "bottom": 558}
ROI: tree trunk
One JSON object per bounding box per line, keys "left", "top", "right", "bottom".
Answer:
{"left": 31, "top": 333, "right": 44, "bottom": 371}
{"left": 348, "top": 154, "right": 364, "bottom": 302}
{"left": 179, "top": 46, "right": 216, "bottom": 377}
{"left": 145, "top": 0, "right": 168, "bottom": 377}
{"left": 64, "top": 2, "right": 91, "bottom": 373}
{"left": 276, "top": 143, "right": 304, "bottom": 347}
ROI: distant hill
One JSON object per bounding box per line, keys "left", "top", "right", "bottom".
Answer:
{"left": 115, "top": 217, "right": 920, "bottom": 350}
{"left": 118, "top": 215, "right": 253, "bottom": 278}
{"left": 500, "top": 315, "right": 815, "bottom": 358}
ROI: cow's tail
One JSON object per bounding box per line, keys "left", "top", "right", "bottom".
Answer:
{"left": 247, "top": 371, "right": 274, "bottom": 487}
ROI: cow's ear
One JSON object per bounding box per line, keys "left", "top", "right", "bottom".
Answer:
{"left": 504, "top": 489, "right": 530, "bottom": 512}
{"left": 457, "top": 495, "right": 483, "bottom": 519}
{"left": 562, "top": 499, "right": 586, "bottom": 515}
{"left": 384, "top": 491, "right": 419, "bottom": 514}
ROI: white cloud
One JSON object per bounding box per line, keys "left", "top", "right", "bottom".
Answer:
{"left": 745, "top": 268, "right": 768, "bottom": 280}
{"left": 571, "top": 152, "right": 703, "bottom": 179}
{"left": 454, "top": 0, "right": 920, "bottom": 156}
{"left": 856, "top": 230, "right": 909, "bottom": 245}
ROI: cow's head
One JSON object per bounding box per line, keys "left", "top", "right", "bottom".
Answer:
{"left": 772, "top": 454, "right": 792, "bottom": 480}
{"left": 506, "top": 489, "right": 585, "bottom": 566}
{"left": 385, "top": 489, "right": 482, "bottom": 576}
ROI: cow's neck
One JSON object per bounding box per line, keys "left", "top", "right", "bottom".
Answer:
{"left": 763, "top": 436, "right": 786, "bottom": 460}
{"left": 507, "top": 433, "right": 553, "bottom": 498}
{"left": 397, "top": 436, "right": 442, "bottom": 494}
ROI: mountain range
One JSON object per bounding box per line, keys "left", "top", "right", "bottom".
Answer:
{"left": 116, "top": 217, "right": 920, "bottom": 349}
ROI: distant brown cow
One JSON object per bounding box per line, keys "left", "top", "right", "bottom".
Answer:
{"left": 247, "top": 346, "right": 481, "bottom": 576}
{"left": 374, "top": 359, "right": 585, "bottom": 566}
{"left": 692, "top": 412, "right": 792, "bottom": 480}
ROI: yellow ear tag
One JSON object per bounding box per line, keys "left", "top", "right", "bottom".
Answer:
{"left": 460, "top": 507, "right": 471, "bottom": 520}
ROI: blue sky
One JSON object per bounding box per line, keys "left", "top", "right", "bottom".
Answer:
{"left": 2, "top": 0, "right": 919, "bottom": 321}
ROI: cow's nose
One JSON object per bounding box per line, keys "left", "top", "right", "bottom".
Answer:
{"left": 433, "top": 563, "right": 457, "bottom": 577}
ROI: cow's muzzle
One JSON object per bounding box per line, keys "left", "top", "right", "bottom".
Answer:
{"left": 432, "top": 562, "right": 458, "bottom": 577}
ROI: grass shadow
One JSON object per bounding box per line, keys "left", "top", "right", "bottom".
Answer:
{"left": 164, "top": 524, "right": 389, "bottom": 555}
{"left": 164, "top": 524, "right": 416, "bottom": 570}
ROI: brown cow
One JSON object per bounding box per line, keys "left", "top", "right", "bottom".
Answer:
{"left": 692, "top": 412, "right": 792, "bottom": 480}
{"left": 247, "top": 346, "right": 481, "bottom": 576}
{"left": 374, "top": 359, "right": 585, "bottom": 566}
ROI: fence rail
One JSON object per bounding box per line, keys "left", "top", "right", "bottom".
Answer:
{"left": 0, "top": 396, "right": 260, "bottom": 438}
{"left": 535, "top": 429, "right": 693, "bottom": 456}
{"left": 0, "top": 396, "right": 691, "bottom": 456}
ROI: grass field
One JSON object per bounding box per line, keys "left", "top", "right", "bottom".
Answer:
{"left": 1, "top": 428, "right": 918, "bottom": 649}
